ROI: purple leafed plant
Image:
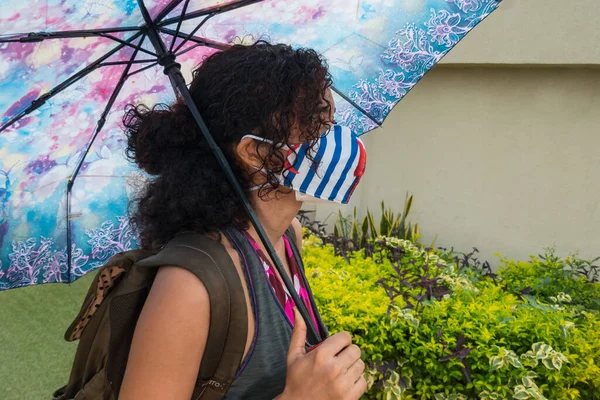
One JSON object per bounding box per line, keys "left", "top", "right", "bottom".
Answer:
{"left": 439, "top": 247, "right": 496, "bottom": 279}
{"left": 375, "top": 240, "right": 451, "bottom": 315}
{"left": 297, "top": 211, "right": 328, "bottom": 237}
{"left": 438, "top": 333, "right": 475, "bottom": 382}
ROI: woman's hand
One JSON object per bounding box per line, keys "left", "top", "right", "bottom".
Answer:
{"left": 278, "top": 308, "right": 367, "bottom": 400}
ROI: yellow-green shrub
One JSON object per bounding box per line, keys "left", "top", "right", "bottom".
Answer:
{"left": 303, "top": 236, "right": 600, "bottom": 400}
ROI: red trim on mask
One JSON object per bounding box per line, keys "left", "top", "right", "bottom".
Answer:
{"left": 284, "top": 144, "right": 301, "bottom": 174}
{"left": 342, "top": 140, "right": 367, "bottom": 204}
{"left": 354, "top": 140, "right": 367, "bottom": 178}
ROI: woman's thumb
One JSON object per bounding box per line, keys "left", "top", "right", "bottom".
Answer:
{"left": 287, "top": 307, "right": 307, "bottom": 363}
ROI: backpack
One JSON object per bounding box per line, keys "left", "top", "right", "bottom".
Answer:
{"left": 52, "top": 231, "right": 248, "bottom": 400}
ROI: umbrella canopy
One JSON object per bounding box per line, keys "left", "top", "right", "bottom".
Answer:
{"left": 0, "top": 0, "right": 502, "bottom": 291}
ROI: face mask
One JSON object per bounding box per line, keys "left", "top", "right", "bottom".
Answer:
{"left": 241, "top": 125, "right": 367, "bottom": 204}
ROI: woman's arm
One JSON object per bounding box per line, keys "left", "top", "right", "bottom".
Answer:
{"left": 119, "top": 266, "right": 210, "bottom": 399}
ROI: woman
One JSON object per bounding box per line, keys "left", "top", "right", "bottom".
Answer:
{"left": 120, "top": 41, "right": 368, "bottom": 399}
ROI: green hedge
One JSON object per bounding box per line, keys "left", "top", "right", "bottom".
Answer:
{"left": 303, "top": 234, "right": 600, "bottom": 400}
{"left": 497, "top": 250, "right": 600, "bottom": 311}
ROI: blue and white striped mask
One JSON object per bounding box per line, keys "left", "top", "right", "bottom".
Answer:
{"left": 242, "top": 125, "right": 367, "bottom": 204}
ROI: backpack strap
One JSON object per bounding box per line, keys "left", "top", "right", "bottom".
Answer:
{"left": 285, "top": 225, "right": 298, "bottom": 246}
{"left": 135, "top": 232, "right": 248, "bottom": 400}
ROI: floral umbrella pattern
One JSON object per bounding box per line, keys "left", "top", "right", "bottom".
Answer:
{"left": 0, "top": 0, "right": 502, "bottom": 289}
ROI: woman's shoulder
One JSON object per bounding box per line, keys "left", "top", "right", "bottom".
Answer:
{"left": 150, "top": 232, "right": 239, "bottom": 303}
{"left": 151, "top": 265, "right": 211, "bottom": 312}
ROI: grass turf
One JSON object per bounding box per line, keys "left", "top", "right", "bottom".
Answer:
{"left": 0, "top": 274, "right": 94, "bottom": 400}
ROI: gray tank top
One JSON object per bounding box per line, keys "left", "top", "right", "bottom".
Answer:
{"left": 222, "top": 227, "right": 327, "bottom": 399}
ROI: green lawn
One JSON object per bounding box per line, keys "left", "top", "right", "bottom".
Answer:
{"left": 0, "top": 274, "right": 94, "bottom": 400}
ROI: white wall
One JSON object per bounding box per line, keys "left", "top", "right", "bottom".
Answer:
{"left": 314, "top": 66, "right": 600, "bottom": 265}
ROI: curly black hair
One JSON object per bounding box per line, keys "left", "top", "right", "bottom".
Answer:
{"left": 123, "top": 41, "right": 333, "bottom": 249}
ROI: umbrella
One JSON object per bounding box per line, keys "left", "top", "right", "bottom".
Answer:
{"left": 0, "top": 0, "right": 503, "bottom": 343}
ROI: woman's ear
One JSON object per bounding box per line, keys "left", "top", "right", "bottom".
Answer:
{"left": 236, "top": 136, "right": 266, "bottom": 170}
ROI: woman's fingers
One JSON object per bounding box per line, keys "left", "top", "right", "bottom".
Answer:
{"left": 335, "top": 344, "right": 361, "bottom": 369}
{"left": 347, "top": 376, "right": 368, "bottom": 400}
{"left": 317, "top": 331, "right": 353, "bottom": 358}
{"left": 345, "top": 357, "right": 365, "bottom": 383}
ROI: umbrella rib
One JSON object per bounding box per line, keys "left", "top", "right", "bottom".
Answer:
{"left": 0, "top": 31, "right": 144, "bottom": 133}
{"left": 331, "top": 85, "right": 382, "bottom": 127}
{"left": 99, "top": 59, "right": 156, "bottom": 66}
{"left": 175, "top": 42, "right": 204, "bottom": 56}
{"left": 66, "top": 34, "right": 148, "bottom": 277}
{"left": 159, "top": 0, "right": 265, "bottom": 53}
{"left": 0, "top": 27, "right": 142, "bottom": 43}
{"left": 160, "top": 26, "right": 231, "bottom": 52}
{"left": 174, "top": 40, "right": 222, "bottom": 58}
{"left": 157, "top": 0, "right": 264, "bottom": 27}
{"left": 127, "top": 62, "right": 159, "bottom": 77}
{"left": 168, "top": 0, "right": 192, "bottom": 52}
{"left": 169, "top": 14, "right": 215, "bottom": 53}
{"left": 0, "top": 29, "right": 157, "bottom": 57}
{"left": 98, "top": 33, "right": 157, "bottom": 57}
{"left": 0, "top": 74, "right": 88, "bottom": 132}
{"left": 153, "top": 0, "right": 184, "bottom": 24}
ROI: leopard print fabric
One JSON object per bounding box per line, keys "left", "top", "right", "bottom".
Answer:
{"left": 69, "top": 266, "right": 125, "bottom": 341}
